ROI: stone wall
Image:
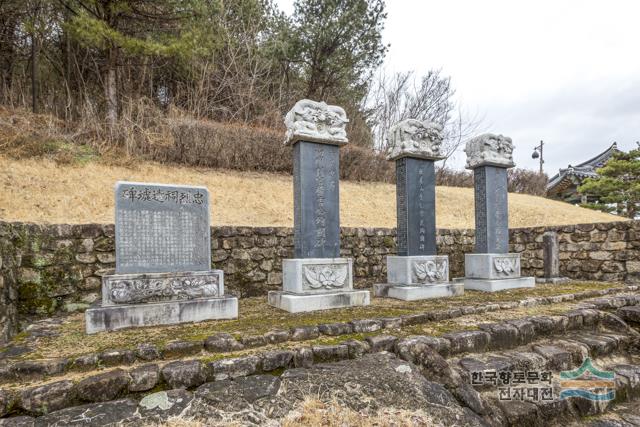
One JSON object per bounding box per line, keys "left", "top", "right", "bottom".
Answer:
{"left": 0, "top": 225, "right": 20, "bottom": 344}
{"left": 0, "top": 220, "right": 638, "bottom": 325}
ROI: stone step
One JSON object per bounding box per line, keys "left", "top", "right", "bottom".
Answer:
{"left": 1, "top": 304, "right": 637, "bottom": 423}
{"left": 1, "top": 289, "right": 638, "bottom": 389}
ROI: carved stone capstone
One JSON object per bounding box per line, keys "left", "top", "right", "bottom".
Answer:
{"left": 464, "top": 133, "right": 515, "bottom": 169}
{"left": 284, "top": 99, "right": 349, "bottom": 146}
{"left": 387, "top": 119, "right": 444, "bottom": 161}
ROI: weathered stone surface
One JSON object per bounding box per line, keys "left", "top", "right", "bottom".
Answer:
{"left": 163, "top": 340, "right": 203, "bottom": 358}
{"left": 400, "top": 313, "right": 430, "bottom": 326}
{"left": 318, "top": 322, "right": 353, "bottom": 336}
{"left": 443, "top": 330, "right": 490, "bottom": 354}
{"left": 35, "top": 399, "right": 138, "bottom": 427}
{"left": 601, "top": 313, "right": 632, "bottom": 333}
{"left": 261, "top": 350, "right": 294, "bottom": 372}
{"left": 98, "top": 349, "right": 136, "bottom": 366}
{"left": 161, "top": 360, "right": 206, "bottom": 389}
{"left": 278, "top": 352, "right": 484, "bottom": 426}
{"left": 532, "top": 345, "right": 572, "bottom": 370}
{"left": 194, "top": 375, "right": 281, "bottom": 412}
{"left": 138, "top": 389, "right": 194, "bottom": 419}
{"left": 0, "top": 416, "right": 34, "bottom": 427}
{"left": 10, "top": 359, "right": 68, "bottom": 381}
{"left": 395, "top": 335, "right": 451, "bottom": 358}
{"left": 365, "top": 335, "right": 397, "bottom": 352}
{"left": 136, "top": 343, "right": 161, "bottom": 361}
{"left": 350, "top": 319, "right": 382, "bottom": 333}
{"left": 290, "top": 326, "right": 319, "bottom": 341}
{"left": 204, "top": 333, "right": 243, "bottom": 353}
{"left": 263, "top": 329, "right": 290, "bottom": 344}
{"left": 71, "top": 354, "right": 98, "bottom": 371}
{"left": 20, "top": 380, "right": 76, "bottom": 415}
{"left": 506, "top": 319, "right": 536, "bottom": 345}
{"left": 572, "top": 334, "right": 618, "bottom": 357}
{"left": 293, "top": 347, "right": 313, "bottom": 368}
{"left": 76, "top": 369, "right": 129, "bottom": 402}
{"left": 478, "top": 323, "right": 519, "bottom": 350}
{"left": 240, "top": 335, "right": 266, "bottom": 348}
{"left": 618, "top": 306, "right": 640, "bottom": 324}
{"left": 207, "top": 355, "right": 261, "bottom": 381}
{"left": 341, "top": 339, "right": 370, "bottom": 359}
{"left": 129, "top": 364, "right": 159, "bottom": 392}
{"left": 0, "top": 389, "right": 14, "bottom": 417}
{"left": 312, "top": 345, "right": 349, "bottom": 363}
{"left": 497, "top": 399, "right": 539, "bottom": 425}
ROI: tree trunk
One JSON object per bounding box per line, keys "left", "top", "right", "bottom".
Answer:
{"left": 105, "top": 44, "right": 118, "bottom": 131}
{"left": 31, "top": 32, "right": 38, "bottom": 113}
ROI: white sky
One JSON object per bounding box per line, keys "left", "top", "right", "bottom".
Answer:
{"left": 276, "top": 0, "right": 640, "bottom": 174}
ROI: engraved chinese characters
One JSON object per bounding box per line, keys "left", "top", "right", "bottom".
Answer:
{"left": 115, "top": 183, "right": 211, "bottom": 274}
{"left": 376, "top": 119, "right": 463, "bottom": 301}
{"left": 85, "top": 181, "right": 238, "bottom": 333}
{"left": 269, "top": 99, "right": 370, "bottom": 312}
{"left": 293, "top": 142, "right": 340, "bottom": 258}
{"left": 461, "top": 134, "right": 535, "bottom": 292}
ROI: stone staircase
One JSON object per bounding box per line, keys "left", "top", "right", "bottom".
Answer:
{"left": 0, "top": 290, "right": 639, "bottom": 426}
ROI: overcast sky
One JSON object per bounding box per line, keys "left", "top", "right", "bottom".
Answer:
{"left": 276, "top": 0, "right": 640, "bottom": 174}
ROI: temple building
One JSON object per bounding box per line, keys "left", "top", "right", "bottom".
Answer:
{"left": 546, "top": 142, "right": 619, "bottom": 204}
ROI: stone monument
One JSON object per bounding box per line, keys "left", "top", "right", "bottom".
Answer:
{"left": 458, "top": 134, "right": 535, "bottom": 291}
{"left": 536, "top": 231, "right": 570, "bottom": 284}
{"left": 268, "top": 99, "right": 370, "bottom": 312}
{"left": 374, "top": 119, "right": 463, "bottom": 300}
{"left": 85, "top": 182, "right": 238, "bottom": 333}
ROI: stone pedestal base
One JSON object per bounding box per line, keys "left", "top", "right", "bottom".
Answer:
{"left": 386, "top": 255, "right": 449, "bottom": 285}
{"left": 460, "top": 253, "right": 534, "bottom": 292}
{"left": 374, "top": 255, "right": 457, "bottom": 301}
{"left": 267, "top": 290, "right": 370, "bottom": 313}
{"left": 455, "top": 277, "right": 535, "bottom": 292}
{"left": 85, "top": 296, "right": 238, "bottom": 334}
{"left": 86, "top": 270, "right": 236, "bottom": 333}
{"left": 384, "top": 283, "right": 464, "bottom": 301}
{"left": 282, "top": 258, "right": 353, "bottom": 293}
{"left": 536, "top": 277, "right": 571, "bottom": 285}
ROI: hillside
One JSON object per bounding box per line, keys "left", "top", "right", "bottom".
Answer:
{"left": 0, "top": 156, "right": 621, "bottom": 228}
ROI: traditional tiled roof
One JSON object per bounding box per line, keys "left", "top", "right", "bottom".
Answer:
{"left": 547, "top": 142, "right": 619, "bottom": 195}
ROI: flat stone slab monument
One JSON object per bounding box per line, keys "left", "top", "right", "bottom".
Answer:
{"left": 85, "top": 182, "right": 238, "bottom": 333}
{"left": 373, "top": 119, "right": 463, "bottom": 300}
{"left": 457, "top": 134, "right": 535, "bottom": 291}
{"left": 536, "top": 231, "right": 570, "bottom": 284}
{"left": 268, "top": 99, "right": 370, "bottom": 312}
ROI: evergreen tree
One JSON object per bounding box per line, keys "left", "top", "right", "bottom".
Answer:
{"left": 579, "top": 144, "right": 640, "bottom": 218}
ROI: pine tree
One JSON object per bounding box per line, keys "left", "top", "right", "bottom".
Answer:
{"left": 579, "top": 144, "right": 640, "bottom": 218}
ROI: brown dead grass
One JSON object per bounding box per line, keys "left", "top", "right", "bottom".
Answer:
{"left": 0, "top": 156, "right": 621, "bottom": 228}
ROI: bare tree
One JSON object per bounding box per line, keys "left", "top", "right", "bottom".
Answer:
{"left": 366, "top": 68, "right": 483, "bottom": 164}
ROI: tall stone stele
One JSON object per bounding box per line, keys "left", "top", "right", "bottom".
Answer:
{"left": 268, "top": 99, "right": 370, "bottom": 312}
{"left": 373, "top": 119, "right": 464, "bottom": 300}
{"left": 459, "top": 134, "right": 535, "bottom": 291}
{"left": 85, "top": 182, "right": 238, "bottom": 333}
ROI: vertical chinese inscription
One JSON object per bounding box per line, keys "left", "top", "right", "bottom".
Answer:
{"left": 474, "top": 167, "right": 488, "bottom": 253}
{"left": 473, "top": 166, "right": 509, "bottom": 253}
{"left": 115, "top": 182, "right": 211, "bottom": 274}
{"left": 396, "top": 158, "right": 436, "bottom": 256}
{"left": 396, "top": 158, "right": 408, "bottom": 256}
{"left": 293, "top": 141, "right": 340, "bottom": 258}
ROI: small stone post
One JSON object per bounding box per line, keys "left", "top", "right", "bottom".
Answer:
{"left": 460, "top": 134, "right": 535, "bottom": 291}
{"left": 537, "top": 231, "right": 569, "bottom": 284}
{"left": 373, "top": 119, "right": 463, "bottom": 300}
{"left": 268, "top": 99, "right": 370, "bottom": 312}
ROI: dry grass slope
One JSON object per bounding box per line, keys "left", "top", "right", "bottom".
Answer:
{"left": 0, "top": 156, "right": 620, "bottom": 228}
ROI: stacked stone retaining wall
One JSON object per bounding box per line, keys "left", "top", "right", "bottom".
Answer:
{"left": 0, "top": 220, "right": 638, "bottom": 344}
